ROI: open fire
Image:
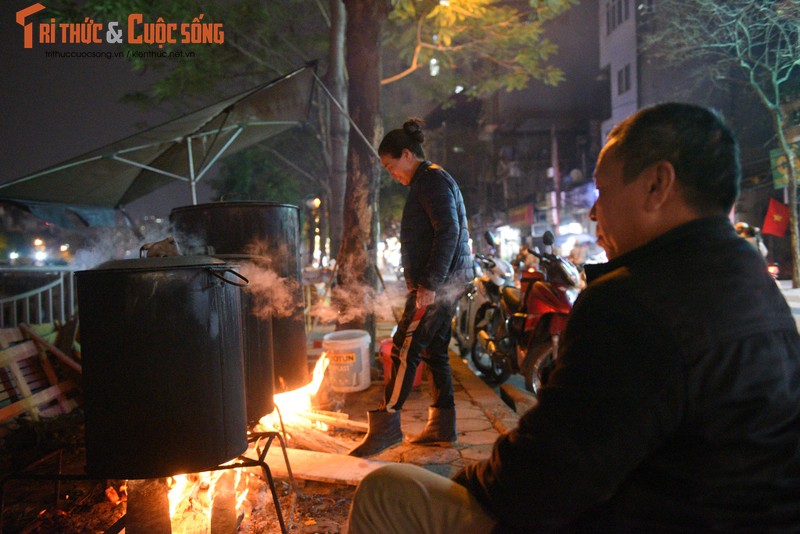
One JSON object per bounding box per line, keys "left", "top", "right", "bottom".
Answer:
{"left": 160, "top": 354, "right": 331, "bottom": 532}
{"left": 166, "top": 467, "right": 258, "bottom": 532}
{"left": 259, "top": 354, "right": 330, "bottom": 430}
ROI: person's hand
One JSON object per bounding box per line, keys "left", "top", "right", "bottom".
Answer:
{"left": 416, "top": 286, "right": 436, "bottom": 308}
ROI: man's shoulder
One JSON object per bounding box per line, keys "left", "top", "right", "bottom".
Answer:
{"left": 577, "top": 265, "right": 638, "bottom": 313}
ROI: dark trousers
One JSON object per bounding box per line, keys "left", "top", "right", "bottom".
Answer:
{"left": 382, "top": 290, "right": 455, "bottom": 411}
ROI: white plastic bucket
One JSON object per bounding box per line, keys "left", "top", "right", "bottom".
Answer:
{"left": 322, "top": 329, "right": 371, "bottom": 393}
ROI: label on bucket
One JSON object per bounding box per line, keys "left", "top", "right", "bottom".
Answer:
{"left": 323, "top": 329, "right": 371, "bottom": 392}
{"left": 329, "top": 352, "right": 356, "bottom": 364}
{"left": 328, "top": 348, "right": 362, "bottom": 388}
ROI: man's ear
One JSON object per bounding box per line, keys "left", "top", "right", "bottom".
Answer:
{"left": 643, "top": 161, "right": 677, "bottom": 211}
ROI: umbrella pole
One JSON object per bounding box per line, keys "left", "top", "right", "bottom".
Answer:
{"left": 188, "top": 137, "right": 198, "bottom": 205}
{"left": 190, "top": 179, "right": 197, "bottom": 205}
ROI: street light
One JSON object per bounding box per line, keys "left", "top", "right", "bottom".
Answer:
{"left": 304, "top": 197, "right": 323, "bottom": 267}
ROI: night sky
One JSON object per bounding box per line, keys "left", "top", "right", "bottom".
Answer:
{"left": 0, "top": 1, "right": 216, "bottom": 220}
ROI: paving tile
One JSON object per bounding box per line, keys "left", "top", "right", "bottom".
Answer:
{"left": 459, "top": 443, "right": 495, "bottom": 462}
{"left": 457, "top": 418, "right": 493, "bottom": 432}
{"left": 403, "top": 446, "right": 461, "bottom": 465}
{"left": 458, "top": 430, "right": 502, "bottom": 446}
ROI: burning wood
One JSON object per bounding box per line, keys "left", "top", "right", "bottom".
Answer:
{"left": 298, "top": 409, "right": 368, "bottom": 433}
{"left": 167, "top": 467, "right": 253, "bottom": 533}
{"left": 126, "top": 478, "right": 171, "bottom": 534}
{"left": 280, "top": 423, "right": 351, "bottom": 455}
{"left": 210, "top": 470, "right": 239, "bottom": 533}
{"left": 254, "top": 354, "right": 368, "bottom": 455}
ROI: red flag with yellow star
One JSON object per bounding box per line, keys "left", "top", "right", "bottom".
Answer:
{"left": 762, "top": 198, "right": 790, "bottom": 237}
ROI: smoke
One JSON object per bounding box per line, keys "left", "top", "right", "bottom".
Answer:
{"left": 170, "top": 228, "right": 213, "bottom": 256}
{"left": 305, "top": 270, "right": 469, "bottom": 326}
{"left": 71, "top": 225, "right": 420, "bottom": 326}
{"left": 307, "top": 280, "right": 405, "bottom": 325}
{"left": 70, "top": 224, "right": 174, "bottom": 270}
{"left": 435, "top": 278, "right": 471, "bottom": 307}
{"left": 238, "top": 261, "right": 300, "bottom": 319}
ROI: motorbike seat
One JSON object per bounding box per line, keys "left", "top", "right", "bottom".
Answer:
{"left": 502, "top": 285, "right": 521, "bottom": 312}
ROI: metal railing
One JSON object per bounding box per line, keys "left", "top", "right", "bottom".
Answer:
{"left": 0, "top": 267, "right": 77, "bottom": 328}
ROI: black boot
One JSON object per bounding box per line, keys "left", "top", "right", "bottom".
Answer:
{"left": 408, "top": 406, "right": 457, "bottom": 444}
{"left": 349, "top": 410, "right": 403, "bottom": 457}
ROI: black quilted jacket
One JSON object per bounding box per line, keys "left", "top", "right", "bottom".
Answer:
{"left": 400, "top": 161, "right": 473, "bottom": 294}
{"left": 455, "top": 217, "right": 800, "bottom": 532}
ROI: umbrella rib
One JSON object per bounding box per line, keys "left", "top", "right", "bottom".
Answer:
{"left": 0, "top": 155, "right": 106, "bottom": 190}
{"left": 111, "top": 155, "right": 190, "bottom": 182}
{"left": 192, "top": 126, "right": 245, "bottom": 183}
{"left": 191, "top": 121, "right": 300, "bottom": 139}
{"left": 313, "top": 72, "right": 380, "bottom": 161}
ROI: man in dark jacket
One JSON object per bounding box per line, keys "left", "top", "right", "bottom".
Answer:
{"left": 347, "top": 103, "right": 800, "bottom": 531}
{"left": 349, "top": 118, "right": 473, "bottom": 457}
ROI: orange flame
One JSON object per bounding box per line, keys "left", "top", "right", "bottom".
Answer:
{"left": 164, "top": 354, "right": 330, "bottom": 527}
{"left": 167, "top": 463, "right": 252, "bottom": 530}
{"left": 259, "top": 353, "right": 330, "bottom": 429}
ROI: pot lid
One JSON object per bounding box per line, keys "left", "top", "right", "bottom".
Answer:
{"left": 171, "top": 200, "right": 298, "bottom": 211}
{"left": 80, "top": 255, "right": 228, "bottom": 273}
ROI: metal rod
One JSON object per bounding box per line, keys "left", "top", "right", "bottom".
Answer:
{"left": 188, "top": 137, "right": 197, "bottom": 205}
{"left": 111, "top": 155, "right": 189, "bottom": 182}
{"left": 313, "top": 72, "right": 380, "bottom": 161}
{"left": 192, "top": 126, "right": 244, "bottom": 182}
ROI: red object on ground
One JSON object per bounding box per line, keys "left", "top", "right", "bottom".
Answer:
{"left": 379, "top": 338, "right": 425, "bottom": 387}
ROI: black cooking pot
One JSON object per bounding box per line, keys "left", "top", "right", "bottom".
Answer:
{"left": 76, "top": 256, "right": 248, "bottom": 480}
{"left": 170, "top": 202, "right": 309, "bottom": 403}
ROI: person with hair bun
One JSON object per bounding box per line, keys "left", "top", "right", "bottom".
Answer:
{"left": 349, "top": 118, "right": 474, "bottom": 457}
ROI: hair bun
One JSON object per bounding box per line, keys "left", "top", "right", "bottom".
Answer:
{"left": 403, "top": 117, "right": 425, "bottom": 144}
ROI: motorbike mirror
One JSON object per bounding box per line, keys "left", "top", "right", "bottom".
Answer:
{"left": 484, "top": 230, "right": 498, "bottom": 248}
{"left": 543, "top": 231, "right": 555, "bottom": 246}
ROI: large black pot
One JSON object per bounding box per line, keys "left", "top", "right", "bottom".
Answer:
{"left": 76, "top": 256, "right": 248, "bottom": 480}
{"left": 170, "top": 202, "right": 309, "bottom": 410}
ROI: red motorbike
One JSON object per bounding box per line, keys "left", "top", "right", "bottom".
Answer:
{"left": 472, "top": 231, "right": 580, "bottom": 393}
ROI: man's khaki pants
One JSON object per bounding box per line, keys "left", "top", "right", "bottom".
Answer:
{"left": 347, "top": 463, "right": 497, "bottom": 533}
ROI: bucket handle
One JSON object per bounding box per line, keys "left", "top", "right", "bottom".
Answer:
{"left": 209, "top": 268, "right": 249, "bottom": 287}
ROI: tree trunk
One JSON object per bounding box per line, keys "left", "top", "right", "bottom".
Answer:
{"left": 337, "top": 0, "right": 389, "bottom": 339}
{"left": 326, "top": 0, "right": 349, "bottom": 261}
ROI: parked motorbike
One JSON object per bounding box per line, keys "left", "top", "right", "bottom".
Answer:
{"left": 452, "top": 231, "right": 515, "bottom": 361}
{"left": 471, "top": 231, "right": 581, "bottom": 393}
